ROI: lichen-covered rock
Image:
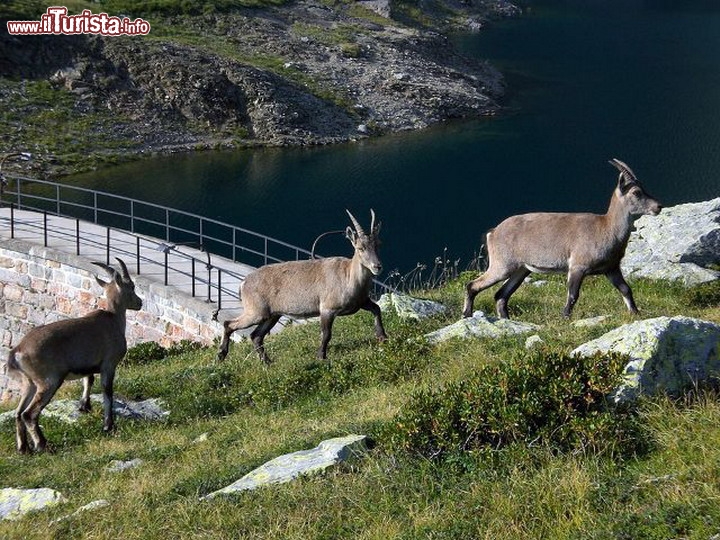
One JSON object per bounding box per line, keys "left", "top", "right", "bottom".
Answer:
{"left": 51, "top": 499, "right": 109, "bottom": 524}
{"left": 572, "top": 316, "right": 720, "bottom": 403}
{"left": 0, "top": 394, "right": 169, "bottom": 425}
{"left": 622, "top": 198, "right": 720, "bottom": 285}
{"left": 0, "top": 488, "right": 66, "bottom": 521}
{"left": 525, "top": 334, "right": 544, "bottom": 349}
{"left": 378, "top": 293, "right": 447, "bottom": 320}
{"left": 202, "top": 435, "right": 368, "bottom": 500}
{"left": 571, "top": 315, "right": 609, "bottom": 328}
{"left": 424, "top": 310, "right": 539, "bottom": 343}
{"left": 106, "top": 459, "right": 143, "bottom": 473}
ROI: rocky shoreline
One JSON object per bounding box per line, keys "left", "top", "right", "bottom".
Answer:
{"left": 0, "top": 1, "right": 518, "bottom": 177}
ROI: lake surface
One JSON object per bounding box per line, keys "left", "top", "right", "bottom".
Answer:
{"left": 67, "top": 0, "right": 720, "bottom": 274}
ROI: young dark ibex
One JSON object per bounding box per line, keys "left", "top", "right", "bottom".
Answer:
{"left": 217, "top": 210, "right": 387, "bottom": 363}
{"left": 463, "top": 159, "right": 662, "bottom": 319}
{"left": 7, "top": 258, "right": 142, "bottom": 453}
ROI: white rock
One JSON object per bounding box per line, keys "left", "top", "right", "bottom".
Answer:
{"left": 571, "top": 315, "right": 609, "bottom": 328}
{"left": 0, "top": 488, "right": 66, "bottom": 521}
{"left": 622, "top": 198, "right": 720, "bottom": 285}
{"left": 572, "top": 316, "right": 720, "bottom": 403}
{"left": 51, "top": 499, "right": 109, "bottom": 524}
{"left": 424, "top": 310, "right": 539, "bottom": 343}
{"left": 0, "top": 394, "right": 169, "bottom": 426}
{"left": 106, "top": 458, "right": 143, "bottom": 473}
{"left": 378, "top": 292, "right": 447, "bottom": 320}
{"left": 525, "top": 334, "right": 544, "bottom": 349}
{"left": 202, "top": 435, "right": 368, "bottom": 500}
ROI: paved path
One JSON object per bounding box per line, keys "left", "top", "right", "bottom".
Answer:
{"left": 0, "top": 207, "right": 256, "bottom": 317}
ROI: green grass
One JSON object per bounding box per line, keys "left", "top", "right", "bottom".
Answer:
{"left": 1, "top": 274, "right": 720, "bottom": 538}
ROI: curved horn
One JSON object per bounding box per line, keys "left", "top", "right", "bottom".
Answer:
{"left": 92, "top": 261, "right": 120, "bottom": 282}
{"left": 608, "top": 158, "right": 638, "bottom": 184}
{"left": 346, "top": 209, "right": 365, "bottom": 236}
{"left": 370, "top": 209, "right": 376, "bottom": 234}
{"left": 115, "top": 257, "right": 131, "bottom": 281}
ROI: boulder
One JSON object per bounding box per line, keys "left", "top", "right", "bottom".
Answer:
{"left": 622, "top": 198, "right": 720, "bottom": 286}
{"left": 424, "top": 310, "right": 539, "bottom": 343}
{"left": 378, "top": 292, "right": 447, "bottom": 320}
{"left": 202, "top": 434, "right": 368, "bottom": 500}
{"left": 572, "top": 316, "right": 720, "bottom": 403}
{"left": 0, "top": 488, "right": 66, "bottom": 521}
{"left": 0, "top": 394, "right": 169, "bottom": 426}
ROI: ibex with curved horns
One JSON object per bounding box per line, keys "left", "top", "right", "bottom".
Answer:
{"left": 217, "top": 210, "right": 387, "bottom": 363}
{"left": 463, "top": 159, "right": 662, "bottom": 319}
{"left": 7, "top": 258, "right": 142, "bottom": 453}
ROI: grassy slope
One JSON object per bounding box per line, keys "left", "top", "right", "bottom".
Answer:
{"left": 1, "top": 274, "right": 719, "bottom": 538}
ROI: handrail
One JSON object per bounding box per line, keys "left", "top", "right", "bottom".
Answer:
{"left": 0, "top": 175, "right": 391, "bottom": 309}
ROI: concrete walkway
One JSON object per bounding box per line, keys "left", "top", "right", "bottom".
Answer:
{"left": 0, "top": 207, "right": 256, "bottom": 317}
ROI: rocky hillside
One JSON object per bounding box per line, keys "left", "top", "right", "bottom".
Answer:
{"left": 0, "top": 1, "right": 517, "bottom": 176}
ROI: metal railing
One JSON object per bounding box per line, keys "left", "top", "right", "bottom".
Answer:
{"left": 0, "top": 175, "right": 390, "bottom": 310}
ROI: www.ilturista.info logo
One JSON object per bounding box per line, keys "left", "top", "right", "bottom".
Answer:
{"left": 6, "top": 6, "right": 151, "bottom": 36}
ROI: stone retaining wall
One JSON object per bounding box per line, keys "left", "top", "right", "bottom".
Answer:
{"left": 0, "top": 240, "right": 227, "bottom": 402}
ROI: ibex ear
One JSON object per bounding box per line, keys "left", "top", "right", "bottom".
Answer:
{"left": 345, "top": 226, "right": 357, "bottom": 244}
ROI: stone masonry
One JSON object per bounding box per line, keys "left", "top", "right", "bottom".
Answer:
{"left": 0, "top": 239, "right": 228, "bottom": 402}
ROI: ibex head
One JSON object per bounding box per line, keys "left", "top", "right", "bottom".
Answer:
{"left": 93, "top": 258, "right": 143, "bottom": 312}
{"left": 346, "top": 209, "right": 383, "bottom": 276}
{"left": 609, "top": 158, "right": 662, "bottom": 216}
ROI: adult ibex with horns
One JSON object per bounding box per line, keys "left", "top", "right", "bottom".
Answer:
{"left": 7, "top": 258, "right": 142, "bottom": 453}
{"left": 217, "top": 210, "right": 387, "bottom": 363}
{"left": 463, "top": 159, "right": 662, "bottom": 319}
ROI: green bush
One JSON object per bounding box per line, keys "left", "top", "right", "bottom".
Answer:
{"left": 124, "top": 341, "right": 167, "bottom": 365}
{"left": 387, "top": 347, "right": 645, "bottom": 461}
{"left": 684, "top": 279, "right": 720, "bottom": 308}
{"left": 124, "top": 339, "right": 206, "bottom": 365}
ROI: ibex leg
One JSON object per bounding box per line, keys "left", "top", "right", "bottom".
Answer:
{"left": 14, "top": 378, "right": 36, "bottom": 454}
{"left": 318, "top": 311, "right": 336, "bottom": 360}
{"left": 606, "top": 267, "right": 639, "bottom": 314}
{"left": 22, "top": 379, "right": 62, "bottom": 452}
{"left": 250, "top": 314, "right": 281, "bottom": 364}
{"left": 79, "top": 374, "right": 94, "bottom": 413}
{"left": 563, "top": 267, "right": 587, "bottom": 318}
{"left": 463, "top": 268, "right": 515, "bottom": 318}
{"left": 494, "top": 268, "right": 531, "bottom": 319}
{"left": 361, "top": 298, "right": 387, "bottom": 341}
{"left": 217, "top": 312, "right": 266, "bottom": 361}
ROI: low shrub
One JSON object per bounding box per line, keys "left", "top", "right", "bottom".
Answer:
{"left": 124, "top": 339, "right": 207, "bottom": 365}
{"left": 387, "top": 346, "right": 645, "bottom": 462}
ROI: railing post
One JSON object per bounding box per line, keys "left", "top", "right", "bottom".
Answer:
{"left": 164, "top": 250, "right": 169, "bottom": 286}
{"left": 264, "top": 237, "right": 268, "bottom": 265}
{"left": 76, "top": 219, "right": 80, "bottom": 255}
{"left": 206, "top": 264, "right": 212, "bottom": 303}
{"left": 10, "top": 203, "right": 14, "bottom": 239}
{"left": 56, "top": 184, "right": 60, "bottom": 216}
{"left": 191, "top": 258, "right": 196, "bottom": 297}
{"left": 217, "top": 270, "right": 222, "bottom": 311}
{"left": 94, "top": 192, "right": 98, "bottom": 224}
{"left": 43, "top": 211, "right": 48, "bottom": 247}
{"left": 16, "top": 177, "right": 20, "bottom": 208}
{"left": 136, "top": 237, "right": 141, "bottom": 275}
{"left": 106, "top": 227, "right": 110, "bottom": 265}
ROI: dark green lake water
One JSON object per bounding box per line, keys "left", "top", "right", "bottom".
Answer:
{"left": 68, "top": 0, "right": 720, "bottom": 274}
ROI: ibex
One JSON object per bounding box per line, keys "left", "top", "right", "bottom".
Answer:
{"left": 7, "top": 258, "right": 142, "bottom": 453}
{"left": 463, "top": 159, "right": 662, "bottom": 319}
{"left": 217, "top": 210, "right": 387, "bottom": 363}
